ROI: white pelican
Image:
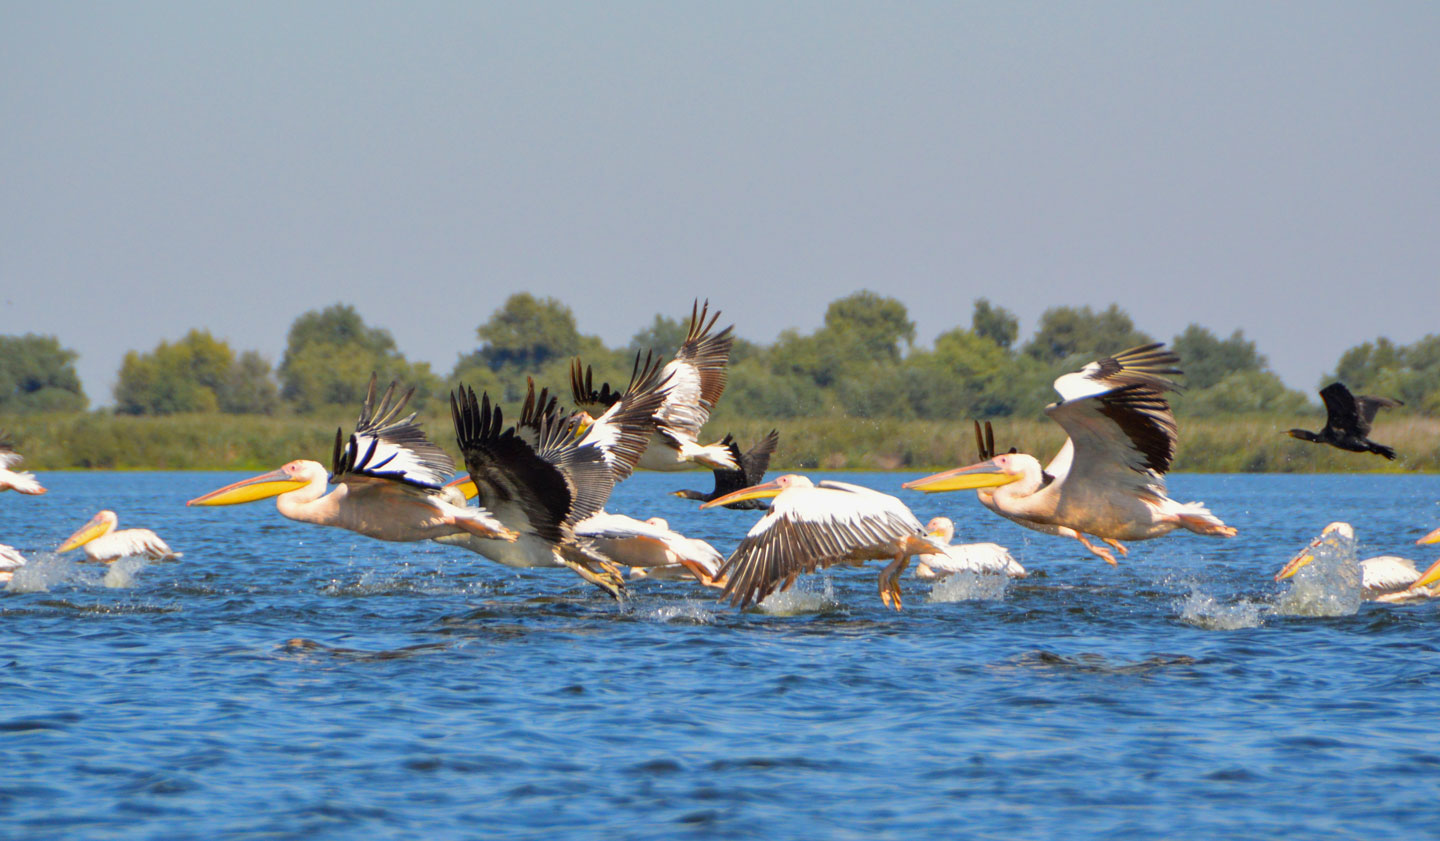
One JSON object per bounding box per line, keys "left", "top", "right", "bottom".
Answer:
{"left": 671, "top": 430, "right": 780, "bottom": 508}
{"left": 914, "top": 517, "right": 1025, "bottom": 580}
{"left": 701, "top": 474, "right": 945, "bottom": 610}
{"left": 1275, "top": 522, "right": 1425, "bottom": 601}
{"left": 572, "top": 300, "right": 738, "bottom": 471}
{"left": 0, "top": 544, "right": 25, "bottom": 583}
{"left": 188, "top": 376, "right": 516, "bottom": 544}
{"left": 904, "top": 344, "right": 1236, "bottom": 564}
{"left": 0, "top": 436, "right": 45, "bottom": 495}
{"left": 57, "top": 510, "right": 180, "bottom": 563}
{"left": 576, "top": 514, "right": 726, "bottom": 587}
{"left": 443, "top": 366, "right": 669, "bottom": 599}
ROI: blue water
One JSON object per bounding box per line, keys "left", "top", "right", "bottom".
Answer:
{"left": 3, "top": 471, "right": 1440, "bottom": 840}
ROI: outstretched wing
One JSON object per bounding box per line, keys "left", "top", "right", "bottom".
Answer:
{"left": 331, "top": 374, "right": 454, "bottom": 490}
{"left": 569, "top": 359, "right": 626, "bottom": 416}
{"left": 1051, "top": 343, "right": 1183, "bottom": 403}
{"left": 579, "top": 351, "right": 670, "bottom": 482}
{"left": 653, "top": 300, "right": 734, "bottom": 441}
{"left": 1354, "top": 393, "right": 1402, "bottom": 433}
{"left": 1318, "top": 382, "right": 1363, "bottom": 437}
{"left": 1046, "top": 383, "right": 1177, "bottom": 499}
{"left": 739, "top": 429, "right": 780, "bottom": 485}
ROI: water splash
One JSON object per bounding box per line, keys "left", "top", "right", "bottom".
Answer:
{"left": 4, "top": 553, "right": 74, "bottom": 593}
{"left": 927, "top": 571, "right": 1010, "bottom": 603}
{"left": 1275, "top": 530, "right": 1363, "bottom": 617}
{"left": 756, "top": 576, "right": 837, "bottom": 615}
{"left": 1177, "top": 589, "right": 1265, "bottom": 630}
{"left": 102, "top": 557, "right": 148, "bottom": 589}
{"left": 643, "top": 601, "right": 717, "bottom": 624}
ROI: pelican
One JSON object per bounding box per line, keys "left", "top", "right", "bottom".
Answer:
{"left": 188, "top": 376, "right": 517, "bottom": 544}
{"left": 1274, "top": 522, "right": 1424, "bottom": 600}
{"left": 672, "top": 430, "right": 780, "bottom": 509}
{"left": 444, "top": 362, "right": 669, "bottom": 599}
{"left": 702, "top": 474, "right": 945, "bottom": 610}
{"left": 1286, "top": 382, "right": 1402, "bottom": 460}
{"left": 1401, "top": 527, "right": 1440, "bottom": 599}
{"left": 904, "top": 344, "right": 1236, "bottom": 564}
{"left": 572, "top": 300, "right": 738, "bottom": 471}
{"left": 0, "top": 544, "right": 25, "bottom": 583}
{"left": 576, "top": 514, "right": 726, "bottom": 586}
{"left": 914, "top": 517, "right": 1025, "bottom": 580}
{"left": 57, "top": 510, "right": 180, "bottom": 563}
{"left": 0, "top": 435, "right": 45, "bottom": 495}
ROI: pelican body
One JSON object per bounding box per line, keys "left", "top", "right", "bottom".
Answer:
{"left": 0, "top": 436, "right": 45, "bottom": 495}
{"left": 915, "top": 517, "right": 1025, "bottom": 580}
{"left": 188, "top": 376, "right": 516, "bottom": 544}
{"left": 703, "top": 474, "right": 944, "bottom": 610}
{"left": 57, "top": 510, "right": 179, "bottom": 563}
{"left": 905, "top": 344, "right": 1235, "bottom": 564}
{"left": 576, "top": 514, "right": 726, "bottom": 586}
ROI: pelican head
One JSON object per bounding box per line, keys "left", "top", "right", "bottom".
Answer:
{"left": 58, "top": 510, "right": 118, "bottom": 553}
{"left": 187, "top": 460, "right": 323, "bottom": 506}
{"left": 903, "top": 454, "right": 1030, "bottom": 493}
{"left": 700, "top": 474, "right": 812, "bottom": 509}
{"left": 1275, "top": 521, "right": 1354, "bottom": 581}
{"left": 645, "top": 517, "right": 670, "bottom": 530}
{"left": 445, "top": 474, "right": 480, "bottom": 501}
{"left": 925, "top": 516, "right": 956, "bottom": 544}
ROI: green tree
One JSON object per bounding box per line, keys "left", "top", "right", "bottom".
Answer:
{"left": 1326, "top": 334, "right": 1440, "bottom": 415}
{"left": 0, "top": 334, "right": 87, "bottom": 412}
{"left": 1021, "top": 304, "right": 1153, "bottom": 365}
{"left": 627, "top": 313, "right": 690, "bottom": 361}
{"left": 471, "top": 293, "right": 586, "bottom": 371}
{"left": 279, "top": 304, "right": 437, "bottom": 413}
{"left": 972, "top": 299, "right": 1019, "bottom": 350}
{"left": 115, "top": 329, "right": 277, "bottom": 415}
{"left": 1170, "top": 325, "right": 1265, "bottom": 390}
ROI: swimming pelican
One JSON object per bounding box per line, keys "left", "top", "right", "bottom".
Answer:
{"left": 572, "top": 300, "right": 737, "bottom": 471}
{"left": 1275, "top": 522, "right": 1424, "bottom": 600}
{"left": 671, "top": 430, "right": 780, "bottom": 509}
{"left": 57, "top": 510, "right": 180, "bottom": 563}
{"left": 576, "top": 514, "right": 726, "bottom": 586}
{"left": 0, "top": 436, "right": 45, "bottom": 495}
{"left": 444, "top": 365, "right": 669, "bottom": 599}
{"left": 0, "top": 544, "right": 25, "bottom": 583}
{"left": 904, "top": 344, "right": 1236, "bottom": 564}
{"left": 914, "top": 517, "right": 1025, "bottom": 580}
{"left": 1286, "top": 382, "right": 1402, "bottom": 460}
{"left": 188, "top": 376, "right": 516, "bottom": 544}
{"left": 702, "top": 474, "right": 945, "bottom": 610}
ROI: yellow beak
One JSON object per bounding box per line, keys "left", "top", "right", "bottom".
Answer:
{"left": 700, "top": 479, "right": 785, "bottom": 510}
{"left": 902, "top": 459, "right": 1021, "bottom": 493}
{"left": 187, "top": 469, "right": 310, "bottom": 506}
{"left": 1274, "top": 541, "right": 1320, "bottom": 582}
{"left": 444, "top": 474, "right": 479, "bottom": 501}
{"left": 57, "top": 513, "right": 111, "bottom": 553}
{"left": 1418, "top": 526, "right": 1440, "bottom": 546}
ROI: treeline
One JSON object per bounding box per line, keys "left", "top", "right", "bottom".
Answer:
{"left": 3, "top": 292, "right": 1439, "bottom": 470}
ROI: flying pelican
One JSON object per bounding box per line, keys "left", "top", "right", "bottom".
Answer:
{"left": 914, "top": 517, "right": 1025, "bottom": 580}
{"left": 445, "top": 359, "right": 669, "bottom": 599}
{"left": 188, "top": 376, "right": 517, "bottom": 544}
{"left": 571, "top": 300, "right": 738, "bottom": 471}
{"left": 671, "top": 430, "right": 780, "bottom": 509}
{"left": 1286, "top": 382, "right": 1402, "bottom": 460}
{"left": 904, "top": 344, "right": 1236, "bottom": 564}
{"left": 576, "top": 514, "right": 726, "bottom": 586}
{"left": 0, "top": 435, "right": 45, "bottom": 495}
{"left": 57, "top": 510, "right": 180, "bottom": 563}
{"left": 0, "top": 544, "right": 25, "bottom": 583}
{"left": 702, "top": 474, "right": 945, "bottom": 610}
{"left": 1274, "top": 522, "right": 1425, "bottom": 600}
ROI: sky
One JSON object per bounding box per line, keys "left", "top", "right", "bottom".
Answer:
{"left": 4, "top": 2, "right": 1438, "bottom": 406}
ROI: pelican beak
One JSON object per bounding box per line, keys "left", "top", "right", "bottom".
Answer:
{"left": 444, "top": 474, "right": 479, "bottom": 501}
{"left": 902, "top": 459, "right": 1021, "bottom": 493}
{"left": 701, "top": 478, "right": 785, "bottom": 510}
{"left": 187, "top": 468, "right": 309, "bottom": 506}
{"left": 1274, "top": 536, "right": 1323, "bottom": 582}
{"left": 57, "top": 513, "right": 110, "bottom": 553}
{"left": 574, "top": 412, "right": 595, "bottom": 439}
{"left": 1410, "top": 558, "right": 1440, "bottom": 592}
{"left": 1418, "top": 526, "right": 1440, "bottom": 546}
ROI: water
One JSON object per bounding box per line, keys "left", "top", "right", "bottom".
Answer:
{"left": 3, "top": 471, "right": 1440, "bottom": 840}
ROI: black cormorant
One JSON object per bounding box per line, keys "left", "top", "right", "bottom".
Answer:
{"left": 1286, "top": 382, "right": 1402, "bottom": 460}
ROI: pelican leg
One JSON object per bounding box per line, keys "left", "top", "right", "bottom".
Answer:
{"left": 1072, "top": 533, "right": 1117, "bottom": 566}
{"left": 878, "top": 554, "right": 910, "bottom": 611}
{"left": 558, "top": 557, "right": 627, "bottom": 600}
{"left": 1103, "top": 538, "right": 1129, "bottom": 557}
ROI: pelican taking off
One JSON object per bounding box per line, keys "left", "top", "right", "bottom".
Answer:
{"left": 904, "top": 344, "right": 1236, "bottom": 564}
{"left": 0, "top": 435, "right": 45, "bottom": 495}
{"left": 188, "top": 376, "right": 516, "bottom": 544}
{"left": 572, "top": 300, "right": 737, "bottom": 471}
{"left": 672, "top": 430, "right": 780, "bottom": 509}
{"left": 915, "top": 517, "right": 1025, "bottom": 580}
{"left": 1275, "top": 522, "right": 1425, "bottom": 601}
{"left": 702, "top": 474, "right": 945, "bottom": 610}
{"left": 1286, "top": 382, "right": 1402, "bottom": 460}
{"left": 575, "top": 513, "right": 726, "bottom": 587}
{"left": 57, "top": 510, "right": 180, "bottom": 563}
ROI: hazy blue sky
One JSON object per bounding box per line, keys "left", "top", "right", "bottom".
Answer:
{"left": 4, "top": 2, "right": 1437, "bottom": 405}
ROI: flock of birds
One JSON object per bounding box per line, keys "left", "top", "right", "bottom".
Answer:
{"left": 2, "top": 301, "right": 1437, "bottom": 610}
